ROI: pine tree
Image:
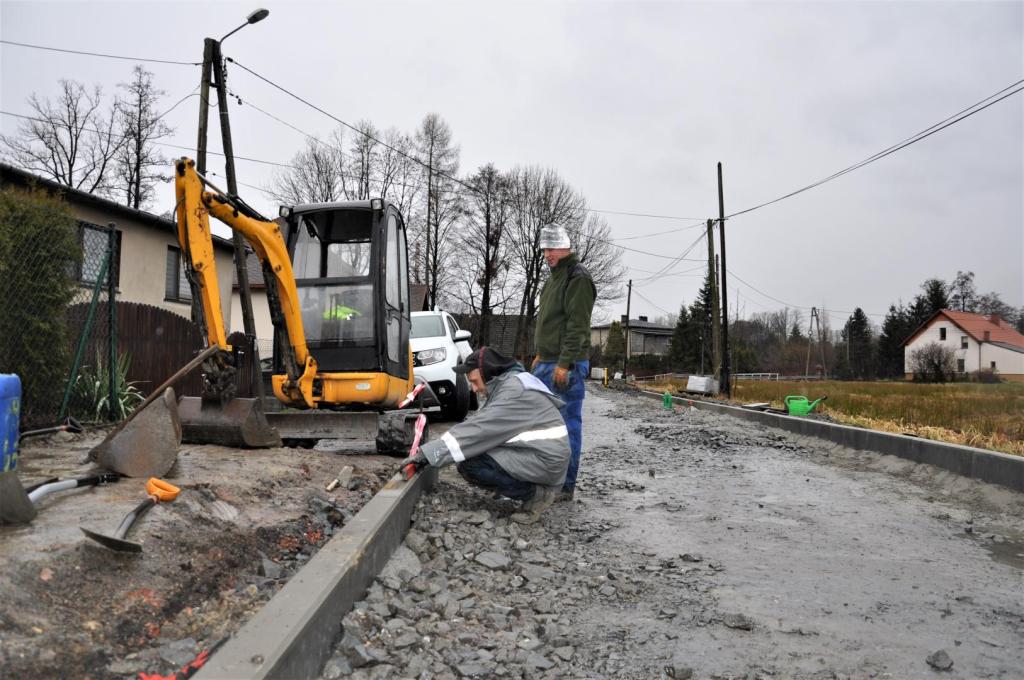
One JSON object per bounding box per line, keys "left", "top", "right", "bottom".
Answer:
{"left": 841, "top": 308, "right": 874, "bottom": 379}
{"left": 667, "top": 302, "right": 693, "bottom": 371}
{"left": 687, "top": 270, "right": 715, "bottom": 373}
{"left": 909, "top": 278, "right": 949, "bottom": 326}
{"left": 604, "top": 321, "right": 626, "bottom": 368}
{"left": 876, "top": 303, "right": 911, "bottom": 379}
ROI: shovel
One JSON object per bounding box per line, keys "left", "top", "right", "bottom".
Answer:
{"left": 0, "top": 473, "right": 122, "bottom": 525}
{"left": 80, "top": 478, "right": 179, "bottom": 553}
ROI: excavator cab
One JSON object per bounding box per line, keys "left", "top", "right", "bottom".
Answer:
{"left": 273, "top": 199, "right": 412, "bottom": 408}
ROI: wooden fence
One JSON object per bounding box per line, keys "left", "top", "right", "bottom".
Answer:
{"left": 113, "top": 302, "right": 258, "bottom": 398}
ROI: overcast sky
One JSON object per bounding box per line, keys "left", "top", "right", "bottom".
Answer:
{"left": 3, "top": 1, "right": 1021, "bottom": 327}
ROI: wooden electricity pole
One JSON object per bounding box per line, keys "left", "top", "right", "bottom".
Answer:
{"left": 624, "top": 279, "right": 632, "bottom": 373}
{"left": 706, "top": 219, "right": 721, "bottom": 378}
{"left": 718, "top": 162, "right": 731, "bottom": 398}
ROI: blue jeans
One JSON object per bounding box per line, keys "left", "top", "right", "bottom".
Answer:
{"left": 457, "top": 454, "right": 536, "bottom": 501}
{"left": 532, "top": 360, "right": 588, "bottom": 491}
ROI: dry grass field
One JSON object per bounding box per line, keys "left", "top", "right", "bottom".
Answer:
{"left": 647, "top": 378, "right": 1024, "bottom": 457}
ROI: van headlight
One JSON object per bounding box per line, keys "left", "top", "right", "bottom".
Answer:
{"left": 414, "top": 348, "right": 446, "bottom": 366}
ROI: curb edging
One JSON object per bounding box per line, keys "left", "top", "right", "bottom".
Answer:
{"left": 195, "top": 467, "right": 437, "bottom": 680}
{"left": 634, "top": 389, "right": 1024, "bottom": 494}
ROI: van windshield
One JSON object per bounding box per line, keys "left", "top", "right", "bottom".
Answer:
{"left": 411, "top": 315, "right": 445, "bottom": 339}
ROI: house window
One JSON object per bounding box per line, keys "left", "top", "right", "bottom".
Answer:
{"left": 165, "top": 246, "right": 192, "bottom": 303}
{"left": 957, "top": 359, "right": 965, "bottom": 373}
{"left": 75, "top": 222, "right": 121, "bottom": 287}
{"left": 991, "top": 361, "right": 997, "bottom": 370}
{"left": 939, "top": 327, "right": 946, "bottom": 341}
{"left": 961, "top": 336, "right": 968, "bottom": 350}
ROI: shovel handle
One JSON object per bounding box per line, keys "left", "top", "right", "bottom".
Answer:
{"left": 113, "top": 497, "right": 156, "bottom": 540}
{"left": 146, "top": 478, "right": 180, "bottom": 502}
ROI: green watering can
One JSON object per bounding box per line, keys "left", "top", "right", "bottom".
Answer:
{"left": 784, "top": 395, "right": 827, "bottom": 416}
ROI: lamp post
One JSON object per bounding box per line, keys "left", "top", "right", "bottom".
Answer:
{"left": 195, "top": 9, "right": 270, "bottom": 401}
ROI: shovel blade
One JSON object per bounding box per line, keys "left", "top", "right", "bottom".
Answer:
{"left": 178, "top": 397, "right": 281, "bottom": 448}
{"left": 0, "top": 470, "right": 37, "bottom": 524}
{"left": 80, "top": 526, "right": 142, "bottom": 553}
{"left": 92, "top": 387, "right": 181, "bottom": 478}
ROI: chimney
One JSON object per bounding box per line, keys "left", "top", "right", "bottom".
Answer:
{"left": 984, "top": 330, "right": 991, "bottom": 342}
{"left": 987, "top": 314, "right": 1001, "bottom": 326}
{"left": 621, "top": 314, "right": 629, "bottom": 324}
{"left": 638, "top": 316, "right": 648, "bottom": 322}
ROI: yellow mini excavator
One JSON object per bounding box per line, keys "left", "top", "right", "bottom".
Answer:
{"left": 173, "top": 157, "right": 430, "bottom": 453}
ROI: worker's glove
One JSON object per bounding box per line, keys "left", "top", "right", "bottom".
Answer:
{"left": 553, "top": 366, "right": 571, "bottom": 390}
{"left": 400, "top": 449, "right": 428, "bottom": 480}
{"left": 531, "top": 355, "right": 541, "bottom": 371}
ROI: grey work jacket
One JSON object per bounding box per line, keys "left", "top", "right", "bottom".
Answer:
{"left": 419, "top": 370, "right": 571, "bottom": 487}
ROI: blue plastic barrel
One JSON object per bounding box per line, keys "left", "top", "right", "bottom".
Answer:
{"left": 1, "top": 374, "right": 21, "bottom": 472}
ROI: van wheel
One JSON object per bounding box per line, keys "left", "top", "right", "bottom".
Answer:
{"left": 441, "top": 373, "right": 471, "bottom": 421}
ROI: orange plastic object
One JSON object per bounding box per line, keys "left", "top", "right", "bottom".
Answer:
{"left": 145, "top": 478, "right": 181, "bottom": 502}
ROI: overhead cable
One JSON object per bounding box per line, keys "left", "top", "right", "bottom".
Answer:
{"left": 0, "top": 39, "right": 201, "bottom": 66}
{"left": 727, "top": 78, "right": 1024, "bottom": 218}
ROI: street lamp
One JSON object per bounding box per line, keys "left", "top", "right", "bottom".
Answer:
{"left": 220, "top": 8, "right": 270, "bottom": 43}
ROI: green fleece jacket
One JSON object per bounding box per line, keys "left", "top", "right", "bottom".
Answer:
{"left": 534, "top": 253, "right": 597, "bottom": 368}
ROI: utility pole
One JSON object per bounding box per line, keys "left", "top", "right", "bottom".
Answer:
{"left": 624, "top": 279, "right": 632, "bottom": 374}
{"left": 718, "top": 162, "right": 731, "bottom": 398}
{"left": 196, "top": 39, "right": 214, "bottom": 173}
{"left": 805, "top": 307, "right": 817, "bottom": 377}
{"left": 706, "top": 219, "right": 721, "bottom": 378}
{"left": 210, "top": 41, "right": 265, "bottom": 401}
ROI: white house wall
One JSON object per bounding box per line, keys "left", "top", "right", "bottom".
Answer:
{"left": 980, "top": 343, "right": 1024, "bottom": 379}
{"left": 73, "top": 203, "right": 234, "bottom": 323}
{"left": 230, "top": 289, "right": 274, "bottom": 354}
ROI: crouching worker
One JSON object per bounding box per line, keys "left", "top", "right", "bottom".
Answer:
{"left": 408, "top": 347, "right": 570, "bottom": 525}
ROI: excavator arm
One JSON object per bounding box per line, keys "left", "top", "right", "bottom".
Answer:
{"left": 173, "top": 157, "right": 317, "bottom": 408}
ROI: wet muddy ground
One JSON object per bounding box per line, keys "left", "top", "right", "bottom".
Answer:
{"left": 321, "top": 385, "right": 1024, "bottom": 679}
{"left": 0, "top": 430, "right": 396, "bottom": 679}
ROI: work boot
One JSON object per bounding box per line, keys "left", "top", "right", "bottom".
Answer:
{"left": 555, "top": 488, "right": 575, "bottom": 503}
{"left": 511, "top": 484, "right": 558, "bottom": 525}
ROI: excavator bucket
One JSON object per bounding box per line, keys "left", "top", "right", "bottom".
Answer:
{"left": 91, "top": 387, "right": 182, "bottom": 478}
{"left": 178, "top": 396, "right": 282, "bottom": 448}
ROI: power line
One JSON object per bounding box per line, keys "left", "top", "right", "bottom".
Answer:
{"left": 610, "top": 222, "right": 705, "bottom": 241}
{"left": 725, "top": 269, "right": 884, "bottom": 318}
{"left": 727, "top": 77, "right": 1024, "bottom": 218}
{"left": 0, "top": 39, "right": 201, "bottom": 66}
{"left": 226, "top": 56, "right": 707, "bottom": 225}
{"left": 631, "top": 289, "right": 674, "bottom": 316}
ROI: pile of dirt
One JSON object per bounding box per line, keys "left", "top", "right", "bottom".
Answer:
{"left": 0, "top": 431, "right": 397, "bottom": 679}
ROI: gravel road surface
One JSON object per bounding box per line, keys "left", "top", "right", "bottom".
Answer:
{"left": 321, "top": 385, "right": 1024, "bottom": 679}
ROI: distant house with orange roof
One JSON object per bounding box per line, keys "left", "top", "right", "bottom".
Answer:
{"left": 903, "top": 310, "right": 1024, "bottom": 381}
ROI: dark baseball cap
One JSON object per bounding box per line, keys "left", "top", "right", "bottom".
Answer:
{"left": 453, "top": 346, "right": 521, "bottom": 381}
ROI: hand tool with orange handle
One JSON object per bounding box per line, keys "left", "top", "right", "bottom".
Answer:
{"left": 80, "top": 478, "right": 180, "bottom": 553}
{"left": 400, "top": 413, "right": 428, "bottom": 481}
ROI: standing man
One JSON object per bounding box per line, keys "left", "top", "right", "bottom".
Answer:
{"left": 531, "top": 224, "right": 596, "bottom": 502}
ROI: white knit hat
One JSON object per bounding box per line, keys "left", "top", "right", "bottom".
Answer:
{"left": 538, "top": 224, "right": 571, "bottom": 249}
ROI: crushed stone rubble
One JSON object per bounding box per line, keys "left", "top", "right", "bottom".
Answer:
{"left": 316, "top": 390, "right": 1023, "bottom": 679}
{"left": 320, "top": 479, "right": 724, "bottom": 680}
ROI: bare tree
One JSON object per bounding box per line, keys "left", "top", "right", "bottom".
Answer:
{"left": 378, "top": 127, "right": 420, "bottom": 227}
{"left": 1, "top": 79, "right": 123, "bottom": 195}
{"left": 267, "top": 130, "right": 349, "bottom": 205}
{"left": 347, "top": 119, "right": 380, "bottom": 200}
{"left": 114, "top": 65, "right": 173, "bottom": 209}
{"left": 414, "top": 113, "right": 460, "bottom": 309}
{"left": 504, "top": 165, "right": 587, "bottom": 358}
{"left": 570, "top": 213, "right": 625, "bottom": 311}
{"left": 455, "top": 163, "right": 515, "bottom": 342}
